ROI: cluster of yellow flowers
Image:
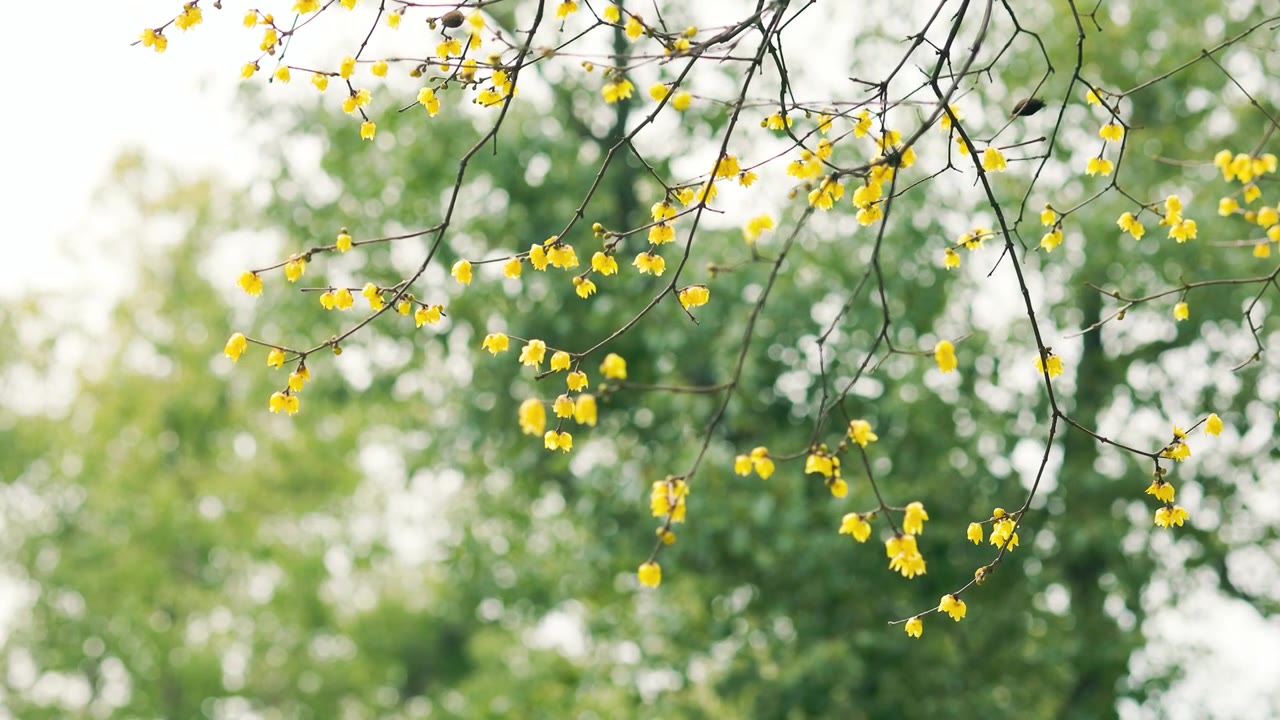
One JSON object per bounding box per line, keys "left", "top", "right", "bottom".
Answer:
{"left": 147, "top": 2, "right": 1272, "bottom": 641}
{"left": 941, "top": 225, "right": 995, "bottom": 270}
{"left": 1214, "top": 150, "right": 1280, "bottom": 257}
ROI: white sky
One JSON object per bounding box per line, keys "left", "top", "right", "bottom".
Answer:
{"left": 0, "top": 2, "right": 1277, "bottom": 717}
{"left": 0, "top": 1, "right": 254, "bottom": 299}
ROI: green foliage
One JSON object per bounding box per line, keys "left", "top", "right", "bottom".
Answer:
{"left": 4, "top": 1, "right": 1280, "bottom": 718}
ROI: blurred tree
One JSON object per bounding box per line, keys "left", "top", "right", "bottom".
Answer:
{"left": 3, "top": 1, "right": 1279, "bottom": 719}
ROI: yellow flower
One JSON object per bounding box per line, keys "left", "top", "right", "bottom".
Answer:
{"left": 567, "top": 371, "right": 588, "bottom": 391}
{"left": 603, "top": 5, "right": 622, "bottom": 23}
{"left": 887, "top": 534, "right": 926, "bottom": 578}
{"left": 339, "top": 55, "right": 356, "bottom": 79}
{"left": 274, "top": 66, "right": 291, "bottom": 83}
{"left": 624, "top": 15, "right": 644, "bottom": 40}
{"left": 981, "top": 147, "right": 1007, "bottom": 172}
{"left": 293, "top": 0, "right": 321, "bottom": 12}
{"left": 1145, "top": 480, "right": 1176, "bottom": 504}
{"left": 1040, "top": 228, "right": 1064, "bottom": 252}
{"left": 600, "top": 353, "right": 627, "bottom": 380}
{"left": 544, "top": 430, "right": 573, "bottom": 453}
{"left": 602, "top": 79, "right": 635, "bottom": 104}
{"left": 1254, "top": 242, "right": 1271, "bottom": 258}
{"left": 648, "top": 223, "right": 676, "bottom": 245}
{"left": 237, "top": 271, "right": 263, "bottom": 297}
{"left": 939, "top": 595, "right": 967, "bottom": 622}
{"left": 650, "top": 478, "right": 689, "bottom": 520}
{"left": 268, "top": 391, "right": 300, "bottom": 416}
{"left": 750, "top": 447, "right": 775, "bottom": 479}
{"left": 761, "top": 112, "right": 792, "bottom": 131}
{"left": 677, "top": 285, "right": 710, "bottom": 310}
{"left": 224, "top": 333, "right": 249, "bottom": 362}
{"left": 573, "top": 394, "right": 597, "bottom": 426}
{"left": 989, "top": 518, "right": 1019, "bottom": 551}
{"left": 1205, "top": 413, "right": 1223, "bottom": 436}
{"left": 284, "top": 255, "right": 306, "bottom": 282}
{"left": 288, "top": 367, "right": 308, "bottom": 392}
{"left": 1085, "top": 157, "right": 1113, "bottom": 176}
{"left": 856, "top": 204, "right": 883, "bottom": 227}
{"left": 743, "top": 214, "right": 774, "bottom": 244}
{"left": 1257, "top": 207, "right": 1278, "bottom": 227}
{"left": 335, "top": 229, "right": 353, "bottom": 252}
{"left": 311, "top": 73, "right": 329, "bottom": 92}
{"left": 804, "top": 452, "right": 834, "bottom": 477}
{"left": 902, "top": 502, "right": 928, "bottom": 536}
{"left": 637, "top": 561, "right": 661, "bottom": 588}
{"left": 388, "top": 11, "right": 401, "bottom": 28}
{"left": 527, "top": 244, "right": 550, "bottom": 272}
{"left": 939, "top": 104, "right": 963, "bottom": 130}
{"left": 1041, "top": 206, "right": 1057, "bottom": 226}
{"left": 550, "top": 351, "right": 572, "bottom": 372}
{"left": 140, "top": 28, "right": 168, "bottom": 53}
{"left": 807, "top": 178, "right": 844, "bottom": 210}
{"left": 417, "top": 88, "right": 441, "bottom": 117}
{"left": 1117, "top": 211, "right": 1145, "bottom": 240}
{"left": 590, "top": 252, "right": 619, "bottom": 276}
{"left": 934, "top": 340, "right": 957, "bottom": 373}
{"left": 1163, "top": 440, "right": 1190, "bottom": 462}
{"left": 1244, "top": 183, "right": 1262, "bottom": 203}
{"left": 848, "top": 419, "right": 878, "bottom": 447}
{"left": 320, "top": 291, "right": 337, "bottom": 310}
{"left": 555, "top": 1, "right": 578, "bottom": 19}
{"left": 518, "top": 398, "right": 546, "bottom": 436}
{"left": 553, "top": 394, "right": 575, "bottom": 418}
{"left": 360, "top": 121, "right": 376, "bottom": 140}
{"left": 633, "top": 252, "right": 666, "bottom": 276}
{"left": 714, "top": 154, "right": 741, "bottom": 179}
{"left": 966, "top": 522, "right": 983, "bottom": 545}
{"left": 451, "top": 259, "right": 472, "bottom": 285}
{"left": 481, "top": 333, "right": 510, "bottom": 355}
{"left": 334, "top": 288, "right": 354, "bottom": 310}
{"left": 519, "top": 339, "right": 548, "bottom": 368}
{"left": 1173, "top": 302, "right": 1189, "bottom": 321}
{"left": 649, "top": 83, "right": 669, "bottom": 102}
{"left": 1085, "top": 87, "right": 1101, "bottom": 105}
{"left": 241, "top": 62, "right": 259, "bottom": 80}
{"left": 671, "top": 91, "right": 692, "bottom": 111}
{"left": 838, "top": 513, "right": 872, "bottom": 543}
{"left": 851, "top": 184, "right": 881, "bottom": 212}
{"left": 1099, "top": 123, "right": 1124, "bottom": 141}
{"left": 266, "top": 347, "right": 286, "bottom": 369}
{"left": 829, "top": 479, "right": 848, "bottom": 498}
{"left": 1035, "top": 352, "right": 1063, "bottom": 378}
{"left": 943, "top": 248, "right": 961, "bottom": 269}
{"left": 414, "top": 305, "right": 442, "bottom": 327}
{"left": 547, "top": 243, "right": 579, "bottom": 269}
{"left": 1219, "top": 197, "right": 1239, "bottom": 216}
{"left": 1154, "top": 505, "right": 1189, "bottom": 528}
{"left": 368, "top": 59, "right": 388, "bottom": 78}
{"left": 362, "top": 283, "right": 384, "bottom": 310}
{"left": 574, "top": 277, "right": 598, "bottom": 299}
{"left": 734, "top": 455, "right": 753, "bottom": 475}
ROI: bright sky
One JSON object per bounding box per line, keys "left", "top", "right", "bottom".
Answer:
{"left": 0, "top": 2, "right": 1277, "bottom": 717}
{"left": 0, "top": 1, "right": 253, "bottom": 299}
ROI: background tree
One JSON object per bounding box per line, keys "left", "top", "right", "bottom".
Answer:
{"left": 2, "top": 0, "right": 1279, "bottom": 718}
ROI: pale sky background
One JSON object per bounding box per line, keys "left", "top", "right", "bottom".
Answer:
{"left": 0, "top": 2, "right": 1278, "bottom": 717}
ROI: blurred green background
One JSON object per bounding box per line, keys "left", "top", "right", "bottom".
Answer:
{"left": 1, "top": 1, "right": 1279, "bottom": 718}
